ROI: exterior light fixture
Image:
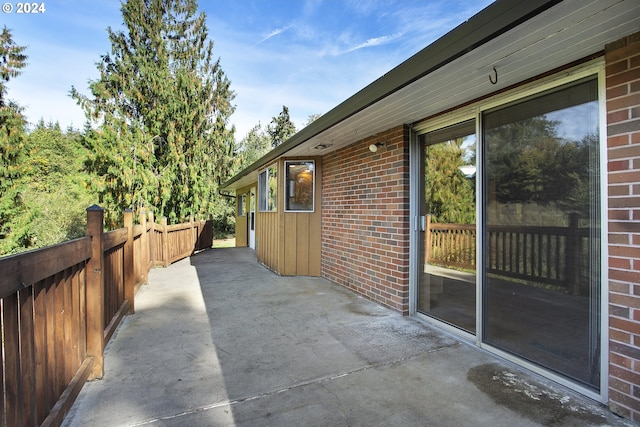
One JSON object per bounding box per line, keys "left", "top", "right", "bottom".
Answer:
{"left": 369, "top": 141, "right": 385, "bottom": 152}
{"left": 314, "top": 143, "right": 333, "bottom": 150}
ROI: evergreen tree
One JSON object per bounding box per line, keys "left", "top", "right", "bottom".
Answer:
{"left": 20, "top": 121, "right": 96, "bottom": 248}
{"left": 268, "top": 105, "right": 296, "bottom": 148}
{"left": 72, "top": 0, "right": 236, "bottom": 226}
{"left": 305, "top": 113, "right": 321, "bottom": 127}
{"left": 235, "top": 123, "right": 271, "bottom": 170}
{"left": 0, "top": 26, "right": 27, "bottom": 106}
{"left": 425, "top": 139, "right": 475, "bottom": 224}
{"left": 0, "top": 27, "right": 29, "bottom": 254}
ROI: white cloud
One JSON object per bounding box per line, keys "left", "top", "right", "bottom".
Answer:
{"left": 257, "top": 26, "right": 292, "bottom": 45}
{"left": 343, "top": 33, "right": 403, "bottom": 54}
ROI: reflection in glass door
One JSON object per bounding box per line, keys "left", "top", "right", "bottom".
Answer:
{"left": 418, "top": 120, "right": 477, "bottom": 334}
{"left": 483, "top": 79, "right": 601, "bottom": 389}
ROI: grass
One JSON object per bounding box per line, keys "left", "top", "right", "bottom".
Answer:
{"left": 212, "top": 236, "right": 236, "bottom": 248}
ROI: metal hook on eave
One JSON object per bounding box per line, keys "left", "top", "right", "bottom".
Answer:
{"left": 489, "top": 66, "right": 498, "bottom": 85}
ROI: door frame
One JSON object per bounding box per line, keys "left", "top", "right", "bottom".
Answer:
{"left": 249, "top": 187, "right": 256, "bottom": 250}
{"left": 409, "top": 59, "right": 608, "bottom": 403}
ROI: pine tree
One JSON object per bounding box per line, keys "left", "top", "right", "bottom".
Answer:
{"left": 236, "top": 123, "right": 271, "bottom": 170}
{"left": 268, "top": 105, "right": 296, "bottom": 148}
{"left": 71, "top": 0, "right": 235, "bottom": 226}
{"left": 0, "top": 26, "right": 29, "bottom": 254}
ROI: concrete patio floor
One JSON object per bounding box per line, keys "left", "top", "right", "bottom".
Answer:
{"left": 63, "top": 248, "right": 629, "bottom": 427}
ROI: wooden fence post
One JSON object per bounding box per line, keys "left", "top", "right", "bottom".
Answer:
{"left": 123, "top": 209, "right": 135, "bottom": 315}
{"left": 566, "top": 212, "right": 581, "bottom": 295}
{"left": 425, "top": 214, "right": 432, "bottom": 264}
{"left": 148, "top": 211, "right": 155, "bottom": 266}
{"left": 161, "top": 217, "right": 169, "bottom": 267}
{"left": 86, "top": 205, "right": 105, "bottom": 380}
{"left": 139, "top": 209, "right": 149, "bottom": 284}
{"left": 189, "top": 215, "right": 195, "bottom": 254}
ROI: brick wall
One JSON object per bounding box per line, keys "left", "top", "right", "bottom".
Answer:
{"left": 605, "top": 31, "right": 640, "bottom": 422}
{"left": 321, "top": 125, "right": 410, "bottom": 314}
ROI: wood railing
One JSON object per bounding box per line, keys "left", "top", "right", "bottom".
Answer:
{"left": 425, "top": 214, "right": 592, "bottom": 294}
{"left": 0, "top": 206, "right": 213, "bottom": 427}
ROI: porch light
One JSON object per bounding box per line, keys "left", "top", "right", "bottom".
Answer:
{"left": 369, "top": 141, "right": 385, "bottom": 152}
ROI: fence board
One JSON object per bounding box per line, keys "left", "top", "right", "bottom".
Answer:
{"left": 4, "top": 292, "right": 22, "bottom": 427}
{"left": 0, "top": 238, "right": 91, "bottom": 298}
{"left": 103, "top": 228, "right": 127, "bottom": 251}
{"left": 0, "top": 207, "right": 214, "bottom": 426}
{"left": 19, "top": 286, "right": 37, "bottom": 426}
{"left": 427, "top": 221, "right": 589, "bottom": 291}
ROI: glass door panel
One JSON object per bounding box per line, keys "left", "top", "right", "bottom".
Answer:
{"left": 418, "top": 120, "right": 477, "bottom": 334}
{"left": 483, "top": 79, "right": 600, "bottom": 389}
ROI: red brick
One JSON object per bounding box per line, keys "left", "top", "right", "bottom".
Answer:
{"left": 610, "top": 268, "right": 640, "bottom": 285}
{"left": 609, "top": 134, "right": 630, "bottom": 147}
{"left": 609, "top": 389, "right": 640, "bottom": 413}
{"left": 610, "top": 377, "right": 632, "bottom": 394}
{"left": 610, "top": 317, "right": 640, "bottom": 335}
{"left": 611, "top": 352, "right": 634, "bottom": 369}
{"left": 607, "top": 59, "right": 629, "bottom": 76}
{"left": 322, "top": 125, "right": 410, "bottom": 313}
{"left": 608, "top": 84, "right": 629, "bottom": 99}
{"left": 609, "top": 233, "right": 631, "bottom": 244}
{"left": 610, "top": 280, "right": 631, "bottom": 294}
{"left": 610, "top": 364, "right": 640, "bottom": 386}
{"left": 610, "top": 328, "right": 632, "bottom": 344}
{"left": 609, "top": 145, "right": 640, "bottom": 160}
{"left": 607, "top": 68, "right": 640, "bottom": 88}
{"left": 610, "top": 257, "right": 632, "bottom": 269}
{"left": 608, "top": 92, "right": 640, "bottom": 112}
{"left": 609, "top": 293, "right": 640, "bottom": 309}
{"left": 609, "top": 159, "right": 631, "bottom": 172}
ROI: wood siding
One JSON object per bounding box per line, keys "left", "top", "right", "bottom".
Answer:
{"left": 235, "top": 185, "right": 252, "bottom": 248}
{"left": 255, "top": 157, "right": 322, "bottom": 276}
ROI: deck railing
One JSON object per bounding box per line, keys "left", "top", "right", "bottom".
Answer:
{"left": 0, "top": 206, "right": 213, "bottom": 427}
{"left": 425, "top": 214, "right": 592, "bottom": 294}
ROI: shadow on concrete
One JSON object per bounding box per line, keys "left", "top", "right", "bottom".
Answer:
{"left": 63, "top": 248, "right": 627, "bottom": 426}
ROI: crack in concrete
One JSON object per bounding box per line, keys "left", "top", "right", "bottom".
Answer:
{"left": 127, "top": 343, "right": 458, "bottom": 426}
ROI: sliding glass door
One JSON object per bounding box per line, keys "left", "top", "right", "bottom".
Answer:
{"left": 414, "top": 76, "right": 602, "bottom": 391}
{"left": 483, "top": 78, "right": 601, "bottom": 389}
{"left": 418, "top": 120, "right": 477, "bottom": 334}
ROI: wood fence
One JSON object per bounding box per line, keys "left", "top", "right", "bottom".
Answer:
{"left": 425, "top": 214, "right": 592, "bottom": 294}
{"left": 0, "top": 206, "right": 213, "bottom": 427}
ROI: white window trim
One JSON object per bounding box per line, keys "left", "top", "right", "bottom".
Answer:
{"left": 258, "top": 163, "right": 278, "bottom": 212}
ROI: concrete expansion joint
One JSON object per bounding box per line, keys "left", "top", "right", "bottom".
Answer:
{"left": 127, "top": 344, "right": 458, "bottom": 426}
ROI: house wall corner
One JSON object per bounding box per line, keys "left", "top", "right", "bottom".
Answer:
{"left": 321, "top": 125, "right": 411, "bottom": 315}
{"left": 605, "top": 30, "right": 640, "bottom": 422}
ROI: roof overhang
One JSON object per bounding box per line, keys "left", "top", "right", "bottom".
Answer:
{"left": 222, "top": 0, "right": 640, "bottom": 192}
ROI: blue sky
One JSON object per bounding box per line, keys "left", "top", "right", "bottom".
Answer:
{"left": 2, "top": 0, "right": 493, "bottom": 139}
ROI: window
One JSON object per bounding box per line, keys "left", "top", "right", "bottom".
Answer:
{"left": 237, "top": 194, "right": 246, "bottom": 216}
{"left": 285, "top": 161, "right": 315, "bottom": 212}
{"left": 258, "top": 163, "right": 278, "bottom": 212}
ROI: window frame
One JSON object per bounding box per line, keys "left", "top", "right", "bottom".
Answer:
{"left": 258, "top": 163, "right": 278, "bottom": 212}
{"left": 410, "top": 59, "right": 608, "bottom": 402}
{"left": 237, "top": 193, "right": 247, "bottom": 217}
{"left": 284, "top": 160, "right": 315, "bottom": 212}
